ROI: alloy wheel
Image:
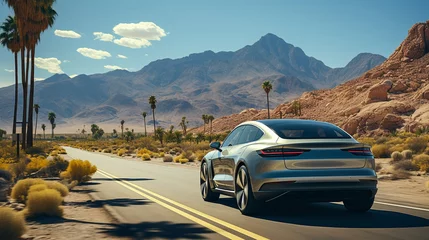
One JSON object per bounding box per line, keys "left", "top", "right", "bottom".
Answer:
{"left": 236, "top": 168, "right": 248, "bottom": 210}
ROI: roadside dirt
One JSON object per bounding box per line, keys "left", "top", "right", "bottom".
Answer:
{"left": 23, "top": 184, "right": 129, "bottom": 240}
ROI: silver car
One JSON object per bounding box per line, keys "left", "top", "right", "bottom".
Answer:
{"left": 199, "top": 119, "right": 378, "bottom": 215}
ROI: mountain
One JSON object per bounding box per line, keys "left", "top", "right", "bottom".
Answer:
{"left": 192, "top": 21, "right": 429, "bottom": 136}
{"left": 0, "top": 33, "right": 385, "bottom": 133}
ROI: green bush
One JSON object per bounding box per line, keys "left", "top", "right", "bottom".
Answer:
{"left": 372, "top": 144, "right": 391, "bottom": 158}
{"left": 401, "top": 150, "right": 413, "bottom": 160}
{"left": 391, "top": 151, "right": 403, "bottom": 162}
{"left": 0, "top": 207, "right": 26, "bottom": 239}
{"left": 25, "top": 189, "right": 63, "bottom": 217}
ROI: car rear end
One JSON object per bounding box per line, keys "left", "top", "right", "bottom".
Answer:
{"left": 249, "top": 120, "right": 377, "bottom": 203}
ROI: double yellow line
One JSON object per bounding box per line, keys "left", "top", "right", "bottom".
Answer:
{"left": 97, "top": 169, "right": 269, "bottom": 240}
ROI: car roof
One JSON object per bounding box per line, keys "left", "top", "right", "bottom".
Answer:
{"left": 256, "top": 119, "right": 333, "bottom": 126}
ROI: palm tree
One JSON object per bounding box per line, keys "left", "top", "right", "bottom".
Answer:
{"left": 26, "top": 2, "right": 57, "bottom": 147}
{"left": 262, "top": 81, "right": 273, "bottom": 119}
{"left": 41, "top": 124, "right": 46, "bottom": 139}
{"left": 48, "top": 112, "right": 56, "bottom": 139}
{"left": 149, "top": 96, "right": 157, "bottom": 134}
{"left": 207, "top": 115, "right": 214, "bottom": 134}
{"left": 33, "top": 104, "right": 40, "bottom": 139}
{"left": 0, "top": 16, "right": 19, "bottom": 141}
{"left": 141, "top": 112, "right": 147, "bottom": 137}
{"left": 120, "top": 120, "right": 125, "bottom": 138}
{"left": 202, "top": 114, "right": 207, "bottom": 133}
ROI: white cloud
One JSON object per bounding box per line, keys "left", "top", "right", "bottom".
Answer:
{"left": 34, "top": 57, "right": 63, "bottom": 73}
{"left": 113, "top": 37, "right": 151, "bottom": 48}
{"left": 63, "top": 60, "right": 70, "bottom": 63}
{"left": 54, "top": 30, "right": 81, "bottom": 38}
{"left": 76, "top": 48, "right": 111, "bottom": 59}
{"left": 117, "top": 54, "right": 127, "bottom": 59}
{"left": 112, "top": 22, "right": 166, "bottom": 48}
{"left": 93, "top": 32, "right": 115, "bottom": 42}
{"left": 4, "top": 69, "right": 14, "bottom": 73}
{"left": 104, "top": 65, "right": 128, "bottom": 71}
{"left": 35, "top": 78, "right": 45, "bottom": 81}
{"left": 70, "top": 74, "right": 78, "bottom": 78}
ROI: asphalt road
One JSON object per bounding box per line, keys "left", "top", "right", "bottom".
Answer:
{"left": 64, "top": 147, "right": 429, "bottom": 240}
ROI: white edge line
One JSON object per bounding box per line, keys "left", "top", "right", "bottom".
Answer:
{"left": 374, "top": 201, "right": 429, "bottom": 212}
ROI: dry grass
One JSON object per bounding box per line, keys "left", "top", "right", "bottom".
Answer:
{"left": 392, "top": 160, "right": 419, "bottom": 171}
{"left": 25, "top": 156, "right": 49, "bottom": 174}
{"left": 390, "top": 169, "right": 411, "bottom": 180}
{"left": 0, "top": 207, "right": 26, "bottom": 240}
{"left": 413, "top": 154, "right": 429, "bottom": 172}
{"left": 11, "top": 179, "right": 45, "bottom": 203}
{"left": 60, "top": 159, "right": 97, "bottom": 183}
{"left": 25, "top": 189, "right": 63, "bottom": 217}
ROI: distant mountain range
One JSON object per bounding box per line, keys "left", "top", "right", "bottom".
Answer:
{"left": 0, "top": 33, "right": 385, "bottom": 133}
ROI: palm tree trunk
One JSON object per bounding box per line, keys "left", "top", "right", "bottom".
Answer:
{"left": 27, "top": 47, "right": 35, "bottom": 147}
{"left": 13, "top": 52, "right": 18, "bottom": 137}
{"left": 51, "top": 124, "right": 54, "bottom": 139}
{"left": 43, "top": 130, "right": 45, "bottom": 139}
{"left": 34, "top": 113, "right": 38, "bottom": 139}
{"left": 152, "top": 109, "right": 156, "bottom": 134}
{"left": 21, "top": 48, "right": 27, "bottom": 150}
{"left": 144, "top": 118, "right": 147, "bottom": 137}
{"left": 266, "top": 92, "right": 270, "bottom": 119}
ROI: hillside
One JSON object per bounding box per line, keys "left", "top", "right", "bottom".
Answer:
{"left": 195, "top": 21, "right": 429, "bottom": 136}
{"left": 0, "top": 34, "right": 385, "bottom": 133}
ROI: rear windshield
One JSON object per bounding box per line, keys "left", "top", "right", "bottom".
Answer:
{"left": 265, "top": 122, "right": 351, "bottom": 139}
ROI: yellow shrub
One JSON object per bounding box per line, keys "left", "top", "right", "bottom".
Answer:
{"left": 173, "top": 155, "right": 181, "bottom": 163}
{"left": 11, "top": 179, "right": 45, "bottom": 203}
{"left": 386, "top": 137, "right": 404, "bottom": 145}
{"left": 0, "top": 162, "right": 9, "bottom": 171}
{"left": 371, "top": 144, "right": 391, "bottom": 158}
{"left": 141, "top": 154, "right": 151, "bottom": 161}
{"left": 25, "top": 189, "right": 63, "bottom": 217}
{"left": 357, "top": 137, "right": 376, "bottom": 146}
{"left": 0, "top": 207, "right": 26, "bottom": 239}
{"left": 151, "top": 153, "right": 160, "bottom": 158}
{"left": 407, "top": 137, "right": 428, "bottom": 153}
{"left": 389, "top": 144, "right": 405, "bottom": 153}
{"left": 179, "top": 158, "right": 189, "bottom": 164}
{"left": 137, "top": 148, "right": 152, "bottom": 157}
{"left": 28, "top": 184, "right": 48, "bottom": 194}
{"left": 159, "top": 152, "right": 165, "bottom": 157}
{"left": 25, "top": 157, "right": 48, "bottom": 174}
{"left": 195, "top": 151, "right": 207, "bottom": 161}
{"left": 117, "top": 149, "right": 126, "bottom": 156}
{"left": 45, "top": 181, "right": 69, "bottom": 197}
{"left": 50, "top": 151, "right": 58, "bottom": 157}
{"left": 413, "top": 154, "right": 429, "bottom": 172}
{"left": 60, "top": 159, "right": 97, "bottom": 183}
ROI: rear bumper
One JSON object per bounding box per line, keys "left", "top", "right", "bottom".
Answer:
{"left": 251, "top": 169, "right": 378, "bottom": 202}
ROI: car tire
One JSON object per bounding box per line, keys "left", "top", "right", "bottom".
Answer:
{"left": 235, "top": 165, "right": 260, "bottom": 215}
{"left": 343, "top": 197, "right": 374, "bottom": 212}
{"left": 200, "top": 161, "right": 220, "bottom": 202}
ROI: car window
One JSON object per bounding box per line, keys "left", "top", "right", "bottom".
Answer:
{"left": 265, "top": 122, "right": 351, "bottom": 139}
{"left": 237, "top": 125, "right": 264, "bottom": 144}
{"left": 221, "top": 126, "right": 245, "bottom": 147}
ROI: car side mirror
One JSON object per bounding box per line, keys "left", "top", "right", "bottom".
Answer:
{"left": 210, "top": 141, "right": 222, "bottom": 152}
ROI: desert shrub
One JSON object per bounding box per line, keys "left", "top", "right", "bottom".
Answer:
{"left": 25, "top": 189, "right": 63, "bottom": 217}
{"left": 60, "top": 159, "right": 97, "bottom": 183}
{"left": 390, "top": 169, "right": 411, "bottom": 180}
{"left": 0, "top": 169, "right": 12, "bottom": 181}
{"left": 25, "top": 147, "right": 45, "bottom": 156}
{"left": 375, "top": 163, "right": 382, "bottom": 172}
{"left": 141, "top": 154, "right": 151, "bottom": 161}
{"left": 0, "top": 207, "right": 26, "bottom": 239}
{"left": 401, "top": 150, "right": 413, "bottom": 160}
{"left": 389, "top": 144, "right": 405, "bottom": 153}
{"left": 117, "top": 149, "right": 126, "bottom": 156}
{"left": 137, "top": 148, "right": 152, "bottom": 157}
{"left": 172, "top": 147, "right": 182, "bottom": 154}
{"left": 375, "top": 137, "right": 388, "bottom": 144}
{"left": 390, "top": 151, "right": 403, "bottom": 162}
{"left": 159, "top": 152, "right": 165, "bottom": 157}
{"left": 102, "top": 149, "right": 112, "bottom": 153}
{"left": 50, "top": 151, "right": 58, "bottom": 157}
{"left": 163, "top": 155, "right": 173, "bottom": 162}
{"left": 393, "top": 160, "right": 419, "bottom": 171}
{"left": 28, "top": 184, "right": 48, "bottom": 194}
{"left": 173, "top": 155, "right": 181, "bottom": 163}
{"left": 179, "top": 158, "right": 189, "bottom": 164}
{"left": 413, "top": 154, "right": 429, "bottom": 172}
{"left": 386, "top": 137, "right": 404, "bottom": 145}
{"left": 45, "top": 181, "right": 69, "bottom": 197}
{"left": 181, "top": 151, "right": 195, "bottom": 162}
{"left": 11, "top": 178, "right": 45, "bottom": 203}
{"left": 371, "top": 144, "right": 391, "bottom": 158}
{"left": 407, "top": 137, "right": 428, "bottom": 153}
{"left": 46, "top": 156, "right": 69, "bottom": 177}
{"left": 357, "top": 137, "right": 376, "bottom": 146}
{"left": 9, "top": 158, "right": 28, "bottom": 180}
{"left": 25, "top": 157, "right": 48, "bottom": 174}
{"left": 151, "top": 153, "right": 160, "bottom": 158}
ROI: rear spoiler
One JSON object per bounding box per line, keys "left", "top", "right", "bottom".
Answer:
{"left": 276, "top": 142, "right": 370, "bottom": 150}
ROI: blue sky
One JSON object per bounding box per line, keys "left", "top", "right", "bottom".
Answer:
{"left": 0, "top": 0, "right": 428, "bottom": 87}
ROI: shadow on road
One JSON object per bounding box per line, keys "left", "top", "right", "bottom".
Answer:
{"left": 66, "top": 198, "right": 150, "bottom": 208}
{"left": 216, "top": 197, "right": 429, "bottom": 228}
{"left": 91, "top": 177, "right": 154, "bottom": 182}
{"left": 30, "top": 217, "right": 212, "bottom": 239}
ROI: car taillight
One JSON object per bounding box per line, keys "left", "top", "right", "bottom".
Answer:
{"left": 257, "top": 148, "right": 308, "bottom": 157}
{"left": 343, "top": 147, "right": 373, "bottom": 156}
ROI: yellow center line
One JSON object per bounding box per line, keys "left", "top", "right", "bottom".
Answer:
{"left": 98, "top": 169, "right": 270, "bottom": 240}
{"left": 96, "top": 170, "right": 244, "bottom": 240}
